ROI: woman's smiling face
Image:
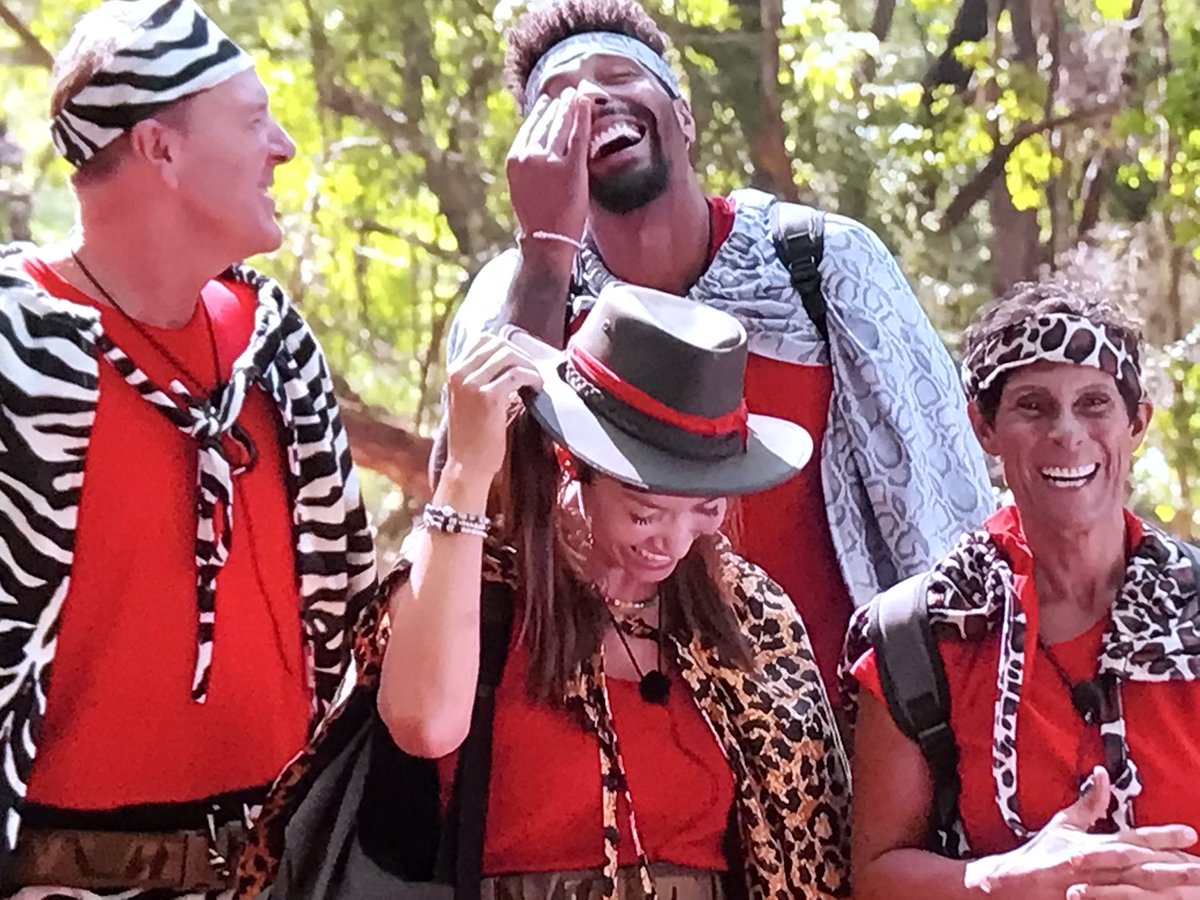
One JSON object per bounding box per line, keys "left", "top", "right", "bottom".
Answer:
{"left": 582, "top": 474, "right": 727, "bottom": 584}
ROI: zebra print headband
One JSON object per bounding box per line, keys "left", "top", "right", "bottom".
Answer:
{"left": 51, "top": 0, "right": 254, "bottom": 167}
{"left": 962, "top": 313, "right": 1144, "bottom": 404}
{"left": 523, "top": 31, "right": 681, "bottom": 115}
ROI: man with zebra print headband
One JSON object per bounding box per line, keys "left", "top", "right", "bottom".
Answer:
{"left": 0, "top": 0, "right": 375, "bottom": 895}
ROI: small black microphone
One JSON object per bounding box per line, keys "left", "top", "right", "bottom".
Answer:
{"left": 1071, "top": 679, "right": 1106, "bottom": 725}
{"left": 639, "top": 670, "right": 671, "bottom": 705}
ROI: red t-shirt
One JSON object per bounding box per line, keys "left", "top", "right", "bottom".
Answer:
{"left": 706, "top": 197, "right": 855, "bottom": 703}
{"left": 850, "top": 507, "right": 1200, "bottom": 854}
{"left": 21, "top": 256, "right": 311, "bottom": 809}
{"left": 438, "top": 634, "right": 734, "bottom": 875}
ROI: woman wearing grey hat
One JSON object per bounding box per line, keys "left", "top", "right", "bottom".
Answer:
{"left": 238, "top": 285, "right": 848, "bottom": 899}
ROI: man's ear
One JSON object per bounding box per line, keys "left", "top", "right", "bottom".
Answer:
{"left": 673, "top": 98, "right": 696, "bottom": 146}
{"left": 1130, "top": 398, "right": 1153, "bottom": 449}
{"left": 127, "top": 118, "right": 182, "bottom": 185}
{"left": 967, "top": 399, "right": 1001, "bottom": 457}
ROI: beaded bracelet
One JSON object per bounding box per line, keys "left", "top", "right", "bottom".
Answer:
{"left": 422, "top": 503, "right": 491, "bottom": 537}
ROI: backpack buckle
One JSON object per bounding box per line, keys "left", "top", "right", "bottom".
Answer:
{"left": 914, "top": 719, "right": 954, "bottom": 758}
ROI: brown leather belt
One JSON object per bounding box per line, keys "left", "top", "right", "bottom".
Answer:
{"left": 5, "top": 822, "right": 246, "bottom": 892}
{"left": 481, "top": 864, "right": 727, "bottom": 900}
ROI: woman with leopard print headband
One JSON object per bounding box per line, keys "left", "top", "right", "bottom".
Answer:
{"left": 842, "top": 278, "right": 1200, "bottom": 899}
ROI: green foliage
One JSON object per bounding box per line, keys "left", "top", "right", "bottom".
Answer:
{"left": 1136, "top": 335, "right": 1200, "bottom": 539}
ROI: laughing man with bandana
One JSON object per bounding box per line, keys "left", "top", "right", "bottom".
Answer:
{"left": 0, "top": 1, "right": 375, "bottom": 895}
{"left": 447, "top": 0, "right": 995, "bottom": 701}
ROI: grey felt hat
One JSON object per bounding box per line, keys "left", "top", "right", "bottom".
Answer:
{"left": 521, "top": 283, "right": 812, "bottom": 496}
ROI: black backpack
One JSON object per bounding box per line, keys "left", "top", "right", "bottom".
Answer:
{"left": 867, "top": 537, "right": 1200, "bottom": 851}
{"left": 268, "top": 582, "right": 514, "bottom": 899}
{"left": 565, "top": 201, "right": 828, "bottom": 341}
{"left": 769, "top": 203, "right": 828, "bottom": 342}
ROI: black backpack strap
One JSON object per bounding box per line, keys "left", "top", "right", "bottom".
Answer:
{"left": 434, "top": 580, "right": 514, "bottom": 899}
{"left": 867, "top": 572, "right": 961, "bottom": 851}
{"left": 769, "top": 202, "right": 828, "bottom": 342}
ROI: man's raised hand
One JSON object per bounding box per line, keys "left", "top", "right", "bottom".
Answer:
{"left": 506, "top": 87, "right": 592, "bottom": 267}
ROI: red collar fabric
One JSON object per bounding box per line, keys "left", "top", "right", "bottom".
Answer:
{"left": 982, "top": 505, "right": 1144, "bottom": 581}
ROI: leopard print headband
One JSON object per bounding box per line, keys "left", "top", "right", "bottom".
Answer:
{"left": 962, "top": 313, "right": 1143, "bottom": 404}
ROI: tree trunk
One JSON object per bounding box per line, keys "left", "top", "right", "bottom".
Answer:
{"left": 0, "top": 2, "right": 53, "bottom": 69}
{"left": 687, "top": 0, "right": 799, "bottom": 200}
{"left": 989, "top": 179, "right": 1041, "bottom": 295}
{"left": 983, "top": 0, "right": 1042, "bottom": 294}
{"left": 751, "top": 0, "right": 799, "bottom": 201}
{"left": 334, "top": 382, "right": 434, "bottom": 502}
{"left": 856, "top": 0, "right": 896, "bottom": 81}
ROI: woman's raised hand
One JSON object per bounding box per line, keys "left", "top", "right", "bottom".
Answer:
{"left": 443, "top": 332, "right": 544, "bottom": 486}
{"left": 964, "top": 767, "right": 1200, "bottom": 899}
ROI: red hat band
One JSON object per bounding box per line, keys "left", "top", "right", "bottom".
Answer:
{"left": 565, "top": 344, "right": 749, "bottom": 462}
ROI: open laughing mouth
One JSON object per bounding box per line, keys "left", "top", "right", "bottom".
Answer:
{"left": 1040, "top": 463, "right": 1100, "bottom": 488}
{"left": 589, "top": 118, "right": 647, "bottom": 161}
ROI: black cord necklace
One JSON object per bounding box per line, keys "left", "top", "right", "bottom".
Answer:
{"left": 1037, "top": 634, "right": 1106, "bottom": 726}
{"left": 71, "top": 250, "right": 221, "bottom": 395}
{"left": 604, "top": 602, "right": 671, "bottom": 705}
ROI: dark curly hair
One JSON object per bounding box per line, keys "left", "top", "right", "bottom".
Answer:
{"left": 963, "top": 278, "right": 1144, "bottom": 423}
{"left": 504, "top": 0, "right": 670, "bottom": 100}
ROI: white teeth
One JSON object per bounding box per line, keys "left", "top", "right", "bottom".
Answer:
{"left": 1041, "top": 464, "right": 1100, "bottom": 479}
{"left": 632, "top": 546, "right": 670, "bottom": 564}
{"left": 589, "top": 121, "right": 642, "bottom": 159}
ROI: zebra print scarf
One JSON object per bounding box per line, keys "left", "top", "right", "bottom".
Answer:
{"left": 0, "top": 250, "right": 376, "bottom": 863}
{"left": 52, "top": 0, "right": 254, "bottom": 166}
{"left": 86, "top": 282, "right": 301, "bottom": 702}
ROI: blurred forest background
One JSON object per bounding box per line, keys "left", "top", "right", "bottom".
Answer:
{"left": 1, "top": 0, "right": 1197, "bottom": 554}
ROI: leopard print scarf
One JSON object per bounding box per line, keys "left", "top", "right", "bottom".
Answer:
{"left": 567, "top": 578, "right": 853, "bottom": 900}
{"left": 871, "top": 513, "right": 1198, "bottom": 855}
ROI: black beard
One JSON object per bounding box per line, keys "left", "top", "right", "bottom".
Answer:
{"left": 589, "top": 123, "right": 670, "bottom": 214}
